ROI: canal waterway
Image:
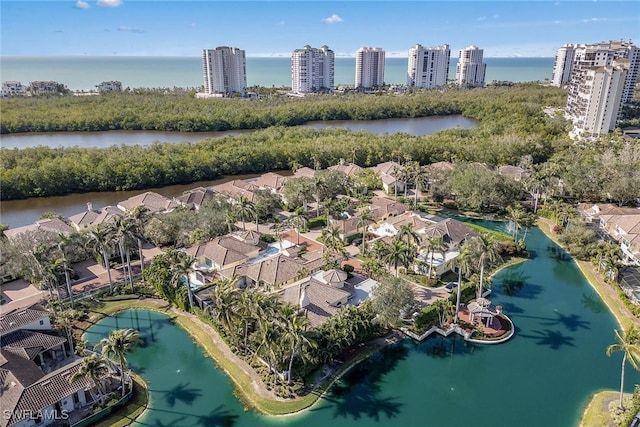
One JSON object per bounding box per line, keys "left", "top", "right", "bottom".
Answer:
{"left": 85, "top": 221, "right": 639, "bottom": 427}
{"left": 0, "top": 115, "right": 477, "bottom": 149}
{"left": 0, "top": 115, "right": 476, "bottom": 229}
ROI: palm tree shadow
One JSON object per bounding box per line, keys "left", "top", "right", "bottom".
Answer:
{"left": 540, "top": 312, "right": 590, "bottom": 332}
{"left": 312, "top": 343, "right": 407, "bottom": 420}
{"left": 413, "top": 335, "right": 480, "bottom": 359}
{"left": 151, "top": 383, "right": 203, "bottom": 407}
{"left": 194, "top": 405, "right": 238, "bottom": 427}
{"left": 518, "top": 329, "right": 575, "bottom": 350}
{"left": 581, "top": 292, "right": 606, "bottom": 314}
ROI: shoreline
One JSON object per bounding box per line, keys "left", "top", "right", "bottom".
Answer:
{"left": 536, "top": 218, "right": 639, "bottom": 426}
{"left": 81, "top": 298, "right": 402, "bottom": 418}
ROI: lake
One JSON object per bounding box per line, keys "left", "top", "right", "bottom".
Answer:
{"left": 0, "top": 115, "right": 477, "bottom": 149}
{"left": 85, "top": 221, "right": 639, "bottom": 427}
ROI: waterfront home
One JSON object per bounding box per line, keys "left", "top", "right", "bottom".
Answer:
{"left": 68, "top": 203, "right": 123, "bottom": 231}
{"left": 577, "top": 203, "right": 639, "bottom": 223}
{"left": 599, "top": 213, "right": 640, "bottom": 266}
{"left": 95, "top": 81, "right": 122, "bottom": 92}
{"left": 293, "top": 167, "right": 316, "bottom": 179}
{"left": 117, "top": 191, "right": 179, "bottom": 215}
{"left": 1, "top": 81, "right": 25, "bottom": 97}
{"left": 368, "top": 211, "right": 436, "bottom": 238}
{"left": 248, "top": 172, "right": 289, "bottom": 194}
{"left": 0, "top": 306, "right": 112, "bottom": 427}
{"left": 28, "top": 81, "right": 60, "bottom": 96}
{"left": 174, "top": 187, "right": 217, "bottom": 211}
{"left": 211, "top": 180, "right": 258, "bottom": 203}
{"left": 3, "top": 219, "right": 74, "bottom": 242}
{"left": 416, "top": 218, "right": 479, "bottom": 276}
{"left": 185, "top": 234, "right": 267, "bottom": 286}
{"left": 0, "top": 304, "right": 52, "bottom": 335}
{"left": 328, "top": 161, "right": 363, "bottom": 177}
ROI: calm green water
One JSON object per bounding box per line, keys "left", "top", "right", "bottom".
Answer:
{"left": 85, "top": 223, "right": 639, "bottom": 427}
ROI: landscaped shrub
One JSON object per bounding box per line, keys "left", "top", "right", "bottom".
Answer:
{"left": 259, "top": 234, "right": 276, "bottom": 243}
{"left": 307, "top": 216, "right": 327, "bottom": 229}
{"left": 414, "top": 305, "right": 439, "bottom": 332}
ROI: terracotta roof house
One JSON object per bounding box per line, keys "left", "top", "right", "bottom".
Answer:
{"left": 3, "top": 219, "right": 74, "bottom": 241}
{"left": 599, "top": 214, "right": 640, "bottom": 265}
{"left": 369, "top": 196, "right": 408, "bottom": 221}
{"left": 428, "top": 161, "right": 455, "bottom": 172}
{"left": 578, "top": 203, "right": 639, "bottom": 223}
{"left": 185, "top": 235, "right": 266, "bottom": 285}
{"left": 68, "top": 203, "right": 123, "bottom": 231}
{"left": 498, "top": 165, "right": 529, "bottom": 182}
{"left": 249, "top": 172, "right": 289, "bottom": 193}
{"left": 174, "top": 187, "right": 217, "bottom": 211}
{"left": 422, "top": 218, "right": 478, "bottom": 246}
{"left": 328, "top": 214, "right": 361, "bottom": 241}
{"left": 329, "top": 162, "right": 363, "bottom": 177}
{"left": 293, "top": 167, "right": 316, "bottom": 179}
{"left": 211, "top": 180, "right": 257, "bottom": 202}
{"left": 117, "top": 191, "right": 179, "bottom": 215}
{"left": 278, "top": 277, "right": 352, "bottom": 328}
{"left": 371, "top": 161, "right": 407, "bottom": 195}
{"left": 0, "top": 304, "right": 51, "bottom": 335}
{"left": 372, "top": 161, "right": 402, "bottom": 176}
{"left": 368, "top": 212, "right": 434, "bottom": 238}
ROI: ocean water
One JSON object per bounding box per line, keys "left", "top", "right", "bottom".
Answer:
{"left": 0, "top": 56, "right": 554, "bottom": 91}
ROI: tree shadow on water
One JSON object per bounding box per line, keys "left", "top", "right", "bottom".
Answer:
{"left": 413, "top": 335, "right": 480, "bottom": 359}
{"left": 540, "top": 312, "right": 590, "bottom": 332}
{"left": 151, "top": 383, "right": 203, "bottom": 407}
{"left": 581, "top": 292, "right": 606, "bottom": 314}
{"left": 194, "top": 405, "right": 238, "bottom": 427}
{"left": 518, "top": 329, "right": 575, "bottom": 350}
{"left": 499, "top": 302, "right": 524, "bottom": 315}
{"left": 312, "top": 344, "right": 407, "bottom": 420}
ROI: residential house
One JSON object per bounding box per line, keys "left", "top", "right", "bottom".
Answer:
{"left": 3, "top": 219, "right": 74, "bottom": 242}
{"left": 68, "top": 203, "right": 123, "bottom": 231}
{"left": 368, "top": 211, "right": 437, "bottom": 238}
{"left": 371, "top": 161, "right": 406, "bottom": 194}
{"left": 498, "top": 165, "right": 529, "bottom": 182}
{"left": 0, "top": 304, "right": 52, "bottom": 335}
{"left": 577, "top": 203, "right": 639, "bottom": 223}
{"left": 328, "top": 162, "right": 363, "bottom": 177}
{"left": 249, "top": 172, "right": 289, "bottom": 194}
{"left": 293, "top": 167, "right": 316, "bottom": 179}
{"left": 599, "top": 214, "right": 640, "bottom": 265}
{"left": 369, "top": 196, "right": 408, "bottom": 221}
{"left": 117, "top": 191, "right": 179, "bottom": 215}
{"left": 328, "top": 210, "right": 361, "bottom": 241}
{"left": 211, "top": 180, "right": 258, "bottom": 203}
{"left": 174, "top": 187, "right": 217, "bottom": 211}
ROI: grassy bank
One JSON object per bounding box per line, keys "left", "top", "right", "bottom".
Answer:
{"left": 580, "top": 390, "right": 618, "bottom": 427}
{"left": 86, "top": 298, "right": 393, "bottom": 416}
{"left": 92, "top": 373, "right": 149, "bottom": 427}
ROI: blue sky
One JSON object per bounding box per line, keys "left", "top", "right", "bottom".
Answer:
{"left": 1, "top": 1, "right": 639, "bottom": 57}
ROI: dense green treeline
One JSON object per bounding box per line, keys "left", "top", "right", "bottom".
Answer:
{"left": 0, "top": 85, "right": 565, "bottom": 134}
{"left": 0, "top": 86, "right": 569, "bottom": 200}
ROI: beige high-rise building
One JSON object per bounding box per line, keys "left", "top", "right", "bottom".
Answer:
{"left": 455, "top": 45, "right": 486, "bottom": 88}
{"left": 355, "top": 47, "right": 385, "bottom": 88}
{"left": 291, "top": 45, "right": 335, "bottom": 93}
{"left": 407, "top": 44, "right": 450, "bottom": 88}
{"left": 202, "top": 46, "right": 247, "bottom": 95}
{"left": 566, "top": 59, "right": 629, "bottom": 138}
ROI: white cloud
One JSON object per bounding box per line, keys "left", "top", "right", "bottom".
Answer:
{"left": 477, "top": 16, "right": 487, "bottom": 21}
{"left": 75, "top": 0, "right": 89, "bottom": 9}
{"left": 322, "top": 14, "right": 343, "bottom": 24}
{"left": 117, "top": 26, "right": 143, "bottom": 33}
{"left": 582, "top": 17, "right": 608, "bottom": 23}
{"left": 188, "top": 22, "right": 197, "bottom": 28}
{"left": 276, "top": 20, "right": 285, "bottom": 26}
{"left": 97, "top": 0, "right": 122, "bottom": 7}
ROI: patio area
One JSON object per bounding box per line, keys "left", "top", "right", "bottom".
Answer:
{"left": 456, "top": 303, "right": 510, "bottom": 339}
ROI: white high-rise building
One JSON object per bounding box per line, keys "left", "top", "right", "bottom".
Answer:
{"left": 551, "top": 44, "right": 576, "bottom": 87}
{"left": 455, "top": 45, "right": 486, "bottom": 88}
{"left": 407, "top": 44, "right": 450, "bottom": 88}
{"left": 355, "top": 47, "right": 385, "bottom": 88}
{"left": 202, "top": 47, "right": 247, "bottom": 95}
{"left": 568, "top": 40, "right": 639, "bottom": 105}
{"left": 566, "top": 59, "right": 629, "bottom": 138}
{"left": 291, "top": 45, "right": 335, "bottom": 93}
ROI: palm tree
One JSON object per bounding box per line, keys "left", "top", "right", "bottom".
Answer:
{"left": 432, "top": 298, "right": 454, "bottom": 327}
{"left": 170, "top": 250, "right": 197, "bottom": 309}
{"left": 253, "top": 320, "right": 281, "bottom": 387}
{"left": 236, "top": 290, "right": 259, "bottom": 355}
{"left": 355, "top": 209, "right": 374, "bottom": 255}
{"left": 468, "top": 234, "right": 502, "bottom": 299}
{"left": 280, "top": 307, "right": 316, "bottom": 384}
{"left": 95, "top": 328, "right": 143, "bottom": 397}
{"left": 87, "top": 225, "right": 115, "bottom": 294}
{"left": 211, "top": 277, "right": 240, "bottom": 340}
{"left": 413, "top": 165, "right": 431, "bottom": 210}
{"left": 224, "top": 208, "right": 238, "bottom": 234}
{"left": 57, "top": 233, "right": 75, "bottom": 307}
{"left": 321, "top": 225, "right": 346, "bottom": 263}
{"left": 70, "top": 354, "right": 109, "bottom": 405}
{"left": 234, "top": 195, "right": 256, "bottom": 231}
{"left": 110, "top": 216, "right": 137, "bottom": 291}
{"left": 395, "top": 223, "right": 420, "bottom": 273}
{"left": 424, "top": 235, "right": 447, "bottom": 279}
{"left": 505, "top": 204, "right": 526, "bottom": 241}
{"left": 380, "top": 240, "right": 407, "bottom": 278}
{"left": 54, "top": 308, "right": 78, "bottom": 355}
{"left": 288, "top": 208, "right": 308, "bottom": 245}
{"left": 128, "top": 206, "right": 150, "bottom": 281}
{"left": 606, "top": 327, "right": 640, "bottom": 409}
{"left": 452, "top": 244, "right": 473, "bottom": 323}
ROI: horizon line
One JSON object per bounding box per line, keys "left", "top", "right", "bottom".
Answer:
{"left": 0, "top": 54, "right": 555, "bottom": 59}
